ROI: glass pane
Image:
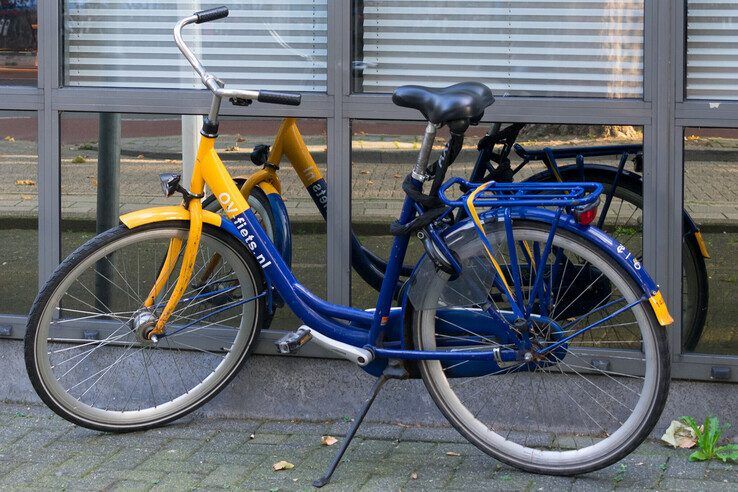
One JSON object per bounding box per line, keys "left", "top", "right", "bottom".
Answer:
{"left": 60, "top": 113, "right": 327, "bottom": 331}
{"left": 0, "top": 111, "right": 37, "bottom": 314}
{"left": 352, "top": 1, "right": 644, "bottom": 98}
{"left": 686, "top": 1, "right": 738, "bottom": 100}
{"left": 0, "top": 1, "right": 38, "bottom": 85}
{"left": 63, "top": 1, "right": 327, "bottom": 91}
{"left": 351, "top": 121, "right": 645, "bottom": 308}
{"left": 682, "top": 127, "right": 738, "bottom": 355}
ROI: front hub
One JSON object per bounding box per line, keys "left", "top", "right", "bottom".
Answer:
{"left": 130, "top": 309, "right": 160, "bottom": 344}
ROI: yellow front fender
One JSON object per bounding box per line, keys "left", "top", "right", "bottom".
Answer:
{"left": 120, "top": 206, "right": 222, "bottom": 229}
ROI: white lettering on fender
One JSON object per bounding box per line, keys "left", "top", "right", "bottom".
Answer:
{"left": 616, "top": 243, "right": 642, "bottom": 270}
{"left": 218, "top": 192, "right": 238, "bottom": 215}
{"left": 232, "top": 215, "right": 272, "bottom": 269}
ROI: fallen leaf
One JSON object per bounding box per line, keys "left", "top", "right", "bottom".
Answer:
{"left": 4, "top": 136, "right": 15, "bottom": 142}
{"left": 446, "top": 451, "right": 461, "bottom": 457}
{"left": 21, "top": 195, "right": 33, "bottom": 200}
{"left": 224, "top": 146, "right": 240, "bottom": 152}
{"left": 15, "top": 179, "right": 36, "bottom": 186}
{"left": 410, "top": 472, "right": 418, "bottom": 480}
{"left": 236, "top": 136, "right": 246, "bottom": 143}
{"left": 661, "top": 420, "right": 697, "bottom": 449}
{"left": 321, "top": 436, "right": 338, "bottom": 446}
{"left": 360, "top": 170, "right": 370, "bottom": 175}
{"left": 393, "top": 173, "right": 402, "bottom": 178}
{"left": 272, "top": 460, "right": 294, "bottom": 471}
{"left": 137, "top": 154, "right": 145, "bottom": 159}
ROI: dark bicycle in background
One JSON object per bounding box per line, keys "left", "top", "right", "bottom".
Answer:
{"left": 208, "top": 120, "right": 708, "bottom": 350}
{"left": 471, "top": 123, "right": 708, "bottom": 351}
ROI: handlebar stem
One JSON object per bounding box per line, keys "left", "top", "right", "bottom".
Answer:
{"left": 174, "top": 14, "right": 260, "bottom": 105}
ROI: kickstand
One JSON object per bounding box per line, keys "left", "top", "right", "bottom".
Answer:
{"left": 313, "top": 362, "right": 404, "bottom": 488}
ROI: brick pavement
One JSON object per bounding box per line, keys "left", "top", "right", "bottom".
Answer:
{"left": 0, "top": 402, "right": 736, "bottom": 491}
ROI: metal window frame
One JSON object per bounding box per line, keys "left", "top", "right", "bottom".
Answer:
{"left": 0, "top": 0, "right": 735, "bottom": 381}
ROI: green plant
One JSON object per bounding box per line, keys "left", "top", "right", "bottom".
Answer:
{"left": 681, "top": 416, "right": 738, "bottom": 463}
{"left": 613, "top": 463, "right": 627, "bottom": 483}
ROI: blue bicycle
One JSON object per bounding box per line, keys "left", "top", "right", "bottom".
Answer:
{"left": 25, "top": 7, "right": 672, "bottom": 485}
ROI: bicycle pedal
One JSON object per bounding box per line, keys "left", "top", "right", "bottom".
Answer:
{"left": 275, "top": 327, "right": 312, "bottom": 355}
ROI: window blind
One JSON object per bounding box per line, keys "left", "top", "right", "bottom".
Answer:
{"left": 355, "top": 0, "right": 644, "bottom": 98}
{"left": 687, "top": 1, "right": 738, "bottom": 100}
{"left": 64, "top": 0, "right": 327, "bottom": 91}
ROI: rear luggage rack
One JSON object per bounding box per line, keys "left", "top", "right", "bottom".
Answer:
{"left": 439, "top": 177, "right": 603, "bottom": 209}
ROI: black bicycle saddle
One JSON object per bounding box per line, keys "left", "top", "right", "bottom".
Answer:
{"left": 392, "top": 82, "right": 495, "bottom": 125}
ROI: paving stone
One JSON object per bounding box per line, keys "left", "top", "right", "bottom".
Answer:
{"left": 110, "top": 479, "right": 157, "bottom": 491}
{"left": 327, "top": 421, "right": 404, "bottom": 440}
{"left": 388, "top": 440, "right": 438, "bottom": 455}
{"left": 663, "top": 456, "right": 710, "bottom": 479}
{"left": 149, "top": 472, "right": 205, "bottom": 491}
{"left": 135, "top": 458, "right": 216, "bottom": 476}
{"left": 201, "top": 463, "right": 256, "bottom": 487}
{"left": 359, "top": 474, "right": 410, "bottom": 491}
{"left": 400, "top": 425, "right": 468, "bottom": 444}
{"left": 402, "top": 464, "right": 457, "bottom": 489}
{"left": 570, "top": 475, "right": 616, "bottom": 491}
{"left": 658, "top": 477, "right": 737, "bottom": 491}
{"left": 528, "top": 475, "right": 576, "bottom": 491}
{"left": 52, "top": 450, "right": 122, "bottom": 478}
{"left": 157, "top": 437, "right": 207, "bottom": 461}
{"left": 0, "top": 402, "right": 732, "bottom": 491}
{"left": 256, "top": 421, "right": 329, "bottom": 436}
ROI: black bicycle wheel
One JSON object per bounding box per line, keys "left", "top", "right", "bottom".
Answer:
{"left": 526, "top": 164, "right": 708, "bottom": 351}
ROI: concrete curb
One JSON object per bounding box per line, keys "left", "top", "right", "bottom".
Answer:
{"left": 104, "top": 146, "right": 738, "bottom": 165}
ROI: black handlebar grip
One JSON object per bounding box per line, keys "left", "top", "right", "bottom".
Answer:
{"left": 194, "top": 6, "right": 229, "bottom": 24}
{"left": 257, "top": 90, "right": 302, "bottom": 106}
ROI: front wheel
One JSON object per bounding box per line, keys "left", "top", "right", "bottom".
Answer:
{"left": 25, "top": 221, "right": 266, "bottom": 432}
{"left": 413, "top": 220, "right": 670, "bottom": 475}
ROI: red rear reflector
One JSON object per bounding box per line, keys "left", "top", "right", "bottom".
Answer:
{"left": 575, "top": 204, "right": 598, "bottom": 225}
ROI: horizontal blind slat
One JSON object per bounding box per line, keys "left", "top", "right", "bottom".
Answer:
{"left": 64, "top": 1, "right": 327, "bottom": 91}
{"left": 357, "top": 0, "right": 644, "bottom": 98}
{"left": 687, "top": 0, "right": 738, "bottom": 100}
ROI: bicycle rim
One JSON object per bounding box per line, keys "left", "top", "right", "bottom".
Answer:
{"left": 414, "top": 221, "right": 669, "bottom": 474}
{"left": 26, "top": 223, "right": 262, "bottom": 430}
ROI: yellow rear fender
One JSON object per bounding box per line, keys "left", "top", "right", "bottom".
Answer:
{"left": 120, "top": 206, "right": 222, "bottom": 229}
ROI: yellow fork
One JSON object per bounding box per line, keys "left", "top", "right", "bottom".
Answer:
{"left": 147, "top": 198, "right": 204, "bottom": 337}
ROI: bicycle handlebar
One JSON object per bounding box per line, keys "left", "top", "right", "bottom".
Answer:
{"left": 174, "top": 7, "right": 302, "bottom": 106}
{"left": 195, "top": 6, "right": 229, "bottom": 24}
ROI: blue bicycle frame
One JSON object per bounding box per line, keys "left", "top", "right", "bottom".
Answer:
{"left": 209, "top": 175, "right": 668, "bottom": 375}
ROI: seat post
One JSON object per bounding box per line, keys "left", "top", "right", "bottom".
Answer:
{"left": 412, "top": 122, "right": 437, "bottom": 181}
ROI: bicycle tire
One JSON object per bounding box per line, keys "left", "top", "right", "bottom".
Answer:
{"left": 413, "top": 219, "right": 670, "bottom": 475}
{"left": 25, "top": 221, "right": 266, "bottom": 432}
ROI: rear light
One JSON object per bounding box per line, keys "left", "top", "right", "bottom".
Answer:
{"left": 574, "top": 198, "right": 600, "bottom": 226}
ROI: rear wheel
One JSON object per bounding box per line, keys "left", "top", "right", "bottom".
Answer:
{"left": 25, "top": 222, "right": 265, "bottom": 432}
{"left": 527, "top": 166, "right": 708, "bottom": 351}
{"left": 413, "top": 220, "right": 670, "bottom": 475}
